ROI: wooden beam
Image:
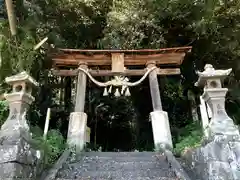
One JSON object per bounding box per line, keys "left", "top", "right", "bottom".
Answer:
{"left": 51, "top": 68, "right": 181, "bottom": 77}
{"left": 52, "top": 53, "right": 185, "bottom": 67}
{"left": 57, "top": 46, "right": 192, "bottom": 53}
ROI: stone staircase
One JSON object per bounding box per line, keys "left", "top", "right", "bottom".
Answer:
{"left": 55, "top": 152, "right": 180, "bottom": 180}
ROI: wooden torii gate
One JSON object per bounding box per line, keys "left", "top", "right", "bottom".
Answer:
{"left": 49, "top": 46, "right": 192, "bottom": 151}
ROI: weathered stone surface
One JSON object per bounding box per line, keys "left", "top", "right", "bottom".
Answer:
{"left": 208, "top": 161, "right": 234, "bottom": 180}
{"left": 200, "top": 141, "right": 232, "bottom": 162}
{"left": 195, "top": 64, "right": 239, "bottom": 140}
{"left": 56, "top": 177, "right": 176, "bottom": 180}
{"left": 0, "top": 145, "right": 36, "bottom": 165}
{"left": 207, "top": 113, "right": 239, "bottom": 140}
{"left": 0, "top": 162, "right": 34, "bottom": 178}
{"left": 182, "top": 138, "right": 240, "bottom": 179}
{"left": 5, "top": 71, "right": 38, "bottom": 87}
{"left": 188, "top": 64, "right": 240, "bottom": 179}
{"left": 0, "top": 72, "right": 42, "bottom": 179}
{"left": 67, "top": 112, "right": 87, "bottom": 152}
{"left": 0, "top": 130, "right": 30, "bottom": 147}
{"left": 56, "top": 152, "right": 177, "bottom": 180}
{"left": 150, "top": 111, "right": 173, "bottom": 150}
{"left": 229, "top": 141, "right": 240, "bottom": 163}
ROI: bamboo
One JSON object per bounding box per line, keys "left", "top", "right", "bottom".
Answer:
{"left": 5, "top": 0, "right": 17, "bottom": 36}
{"left": 34, "top": 37, "right": 48, "bottom": 50}
{"left": 43, "top": 108, "right": 51, "bottom": 140}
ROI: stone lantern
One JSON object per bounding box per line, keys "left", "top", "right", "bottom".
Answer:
{"left": 1, "top": 71, "right": 38, "bottom": 135}
{"left": 0, "top": 71, "right": 41, "bottom": 179}
{"left": 195, "top": 64, "right": 239, "bottom": 140}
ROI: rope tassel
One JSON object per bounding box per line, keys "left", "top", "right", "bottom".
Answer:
{"left": 121, "top": 86, "right": 125, "bottom": 95}
{"left": 114, "top": 88, "right": 121, "bottom": 97}
{"left": 108, "top": 85, "right": 112, "bottom": 93}
{"left": 125, "top": 87, "right": 131, "bottom": 96}
{"left": 103, "top": 87, "right": 108, "bottom": 96}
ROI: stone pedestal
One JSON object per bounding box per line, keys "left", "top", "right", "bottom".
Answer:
{"left": 0, "top": 71, "right": 42, "bottom": 179}
{"left": 150, "top": 111, "right": 173, "bottom": 150}
{"left": 67, "top": 112, "right": 87, "bottom": 152}
{"left": 203, "top": 88, "right": 239, "bottom": 139}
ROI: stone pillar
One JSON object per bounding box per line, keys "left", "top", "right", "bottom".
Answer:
{"left": 147, "top": 62, "right": 173, "bottom": 150}
{"left": 195, "top": 64, "right": 239, "bottom": 140}
{"left": 67, "top": 63, "right": 90, "bottom": 151}
{"left": 0, "top": 71, "right": 42, "bottom": 179}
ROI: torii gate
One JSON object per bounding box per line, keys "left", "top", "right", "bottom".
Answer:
{"left": 50, "top": 46, "right": 192, "bottom": 151}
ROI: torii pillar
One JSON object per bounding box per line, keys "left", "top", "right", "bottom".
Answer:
{"left": 147, "top": 61, "right": 173, "bottom": 150}
{"left": 67, "top": 63, "right": 88, "bottom": 152}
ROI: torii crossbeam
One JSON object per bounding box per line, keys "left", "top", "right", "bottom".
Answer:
{"left": 50, "top": 46, "right": 192, "bottom": 77}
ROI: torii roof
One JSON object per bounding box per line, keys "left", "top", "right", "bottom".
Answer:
{"left": 50, "top": 46, "right": 192, "bottom": 68}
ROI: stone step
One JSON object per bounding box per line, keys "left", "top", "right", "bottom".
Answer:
{"left": 74, "top": 152, "right": 167, "bottom": 162}
{"left": 56, "top": 177, "right": 176, "bottom": 180}
{"left": 79, "top": 156, "right": 167, "bottom": 162}
{"left": 58, "top": 169, "right": 176, "bottom": 179}
{"left": 56, "top": 152, "right": 176, "bottom": 180}
{"left": 81, "top": 152, "right": 159, "bottom": 157}
{"left": 68, "top": 161, "right": 170, "bottom": 171}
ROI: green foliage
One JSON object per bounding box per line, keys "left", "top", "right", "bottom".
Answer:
{"left": 162, "top": 78, "right": 191, "bottom": 127}
{"left": 174, "top": 121, "right": 203, "bottom": 156}
{"left": 31, "top": 126, "right": 65, "bottom": 166}
{"left": 102, "top": 0, "right": 163, "bottom": 49}
{"left": 0, "top": 100, "right": 8, "bottom": 126}
{"left": 46, "top": 129, "right": 65, "bottom": 164}
{"left": 0, "top": 24, "right": 43, "bottom": 82}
